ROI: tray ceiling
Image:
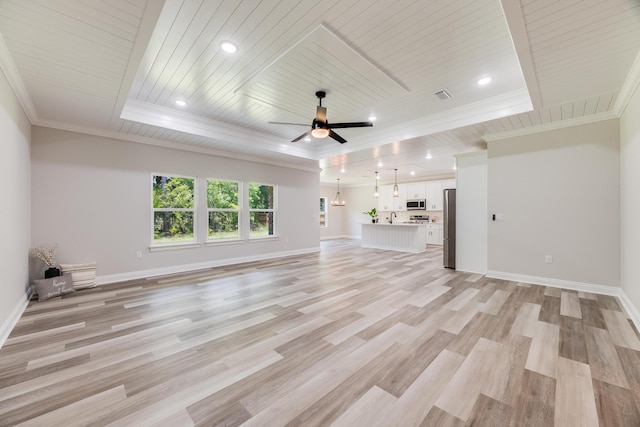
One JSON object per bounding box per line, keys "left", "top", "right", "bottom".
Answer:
{"left": 0, "top": 0, "right": 639, "bottom": 185}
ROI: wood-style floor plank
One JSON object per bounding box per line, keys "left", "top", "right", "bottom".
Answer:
{"left": 1, "top": 240, "right": 639, "bottom": 426}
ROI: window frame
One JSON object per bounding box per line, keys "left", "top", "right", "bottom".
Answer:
{"left": 320, "top": 196, "right": 328, "bottom": 228}
{"left": 206, "top": 178, "right": 242, "bottom": 243}
{"left": 150, "top": 173, "right": 197, "bottom": 248}
{"left": 248, "top": 182, "right": 277, "bottom": 240}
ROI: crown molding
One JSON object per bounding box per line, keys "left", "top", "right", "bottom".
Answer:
{"left": 482, "top": 110, "right": 618, "bottom": 142}
{"left": 34, "top": 119, "right": 320, "bottom": 174}
{"left": 0, "top": 32, "right": 38, "bottom": 123}
{"left": 120, "top": 99, "right": 316, "bottom": 159}
{"left": 314, "top": 88, "right": 534, "bottom": 159}
{"left": 614, "top": 49, "right": 640, "bottom": 116}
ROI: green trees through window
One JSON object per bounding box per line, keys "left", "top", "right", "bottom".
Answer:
{"left": 152, "top": 175, "right": 195, "bottom": 243}
{"left": 249, "top": 183, "right": 275, "bottom": 237}
{"left": 151, "top": 176, "right": 277, "bottom": 245}
{"left": 207, "top": 180, "right": 239, "bottom": 240}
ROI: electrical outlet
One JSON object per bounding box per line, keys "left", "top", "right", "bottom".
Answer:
{"left": 136, "top": 251, "right": 142, "bottom": 259}
{"left": 545, "top": 255, "right": 553, "bottom": 264}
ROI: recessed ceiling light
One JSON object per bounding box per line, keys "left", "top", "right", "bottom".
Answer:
{"left": 304, "top": 136, "right": 311, "bottom": 142}
{"left": 377, "top": 161, "right": 383, "bottom": 167}
{"left": 175, "top": 100, "right": 187, "bottom": 107}
{"left": 221, "top": 41, "right": 237, "bottom": 53}
{"left": 340, "top": 167, "right": 346, "bottom": 173}
{"left": 477, "top": 76, "right": 492, "bottom": 86}
{"left": 425, "top": 152, "right": 432, "bottom": 159}
{"left": 368, "top": 115, "right": 377, "bottom": 122}
{"left": 410, "top": 171, "right": 415, "bottom": 176}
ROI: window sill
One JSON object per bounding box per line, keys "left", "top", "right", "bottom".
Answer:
{"left": 248, "top": 236, "right": 280, "bottom": 243}
{"left": 205, "top": 239, "right": 244, "bottom": 247}
{"left": 149, "top": 242, "right": 202, "bottom": 252}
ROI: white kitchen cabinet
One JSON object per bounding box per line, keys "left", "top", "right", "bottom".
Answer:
{"left": 378, "top": 184, "right": 407, "bottom": 212}
{"left": 407, "top": 182, "right": 426, "bottom": 199}
{"left": 395, "top": 184, "right": 407, "bottom": 211}
{"left": 377, "top": 185, "right": 392, "bottom": 211}
{"left": 426, "top": 224, "right": 443, "bottom": 245}
{"left": 425, "top": 181, "right": 443, "bottom": 210}
{"left": 442, "top": 179, "right": 456, "bottom": 189}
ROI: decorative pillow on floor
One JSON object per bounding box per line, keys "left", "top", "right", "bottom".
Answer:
{"left": 33, "top": 275, "right": 75, "bottom": 301}
{"left": 60, "top": 262, "right": 97, "bottom": 290}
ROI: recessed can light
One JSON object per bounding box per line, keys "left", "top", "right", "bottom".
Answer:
{"left": 425, "top": 153, "right": 432, "bottom": 159}
{"left": 221, "top": 41, "right": 237, "bottom": 53}
{"left": 368, "top": 116, "right": 377, "bottom": 122}
{"left": 477, "top": 76, "right": 492, "bottom": 86}
{"left": 175, "top": 100, "right": 187, "bottom": 107}
{"left": 304, "top": 136, "right": 311, "bottom": 142}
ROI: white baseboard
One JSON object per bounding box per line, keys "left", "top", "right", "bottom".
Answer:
{"left": 618, "top": 289, "right": 640, "bottom": 333}
{"left": 320, "top": 235, "right": 359, "bottom": 241}
{"left": 97, "top": 246, "right": 320, "bottom": 285}
{"left": 486, "top": 270, "right": 640, "bottom": 332}
{"left": 486, "top": 270, "right": 620, "bottom": 296}
{"left": 0, "top": 288, "right": 33, "bottom": 349}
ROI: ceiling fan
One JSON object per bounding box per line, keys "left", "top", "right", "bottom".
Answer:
{"left": 270, "top": 91, "right": 373, "bottom": 144}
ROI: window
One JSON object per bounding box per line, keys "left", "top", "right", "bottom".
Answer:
{"left": 152, "top": 175, "right": 195, "bottom": 244}
{"left": 320, "top": 197, "right": 327, "bottom": 227}
{"left": 249, "top": 183, "right": 276, "bottom": 238}
{"left": 207, "top": 179, "right": 240, "bottom": 240}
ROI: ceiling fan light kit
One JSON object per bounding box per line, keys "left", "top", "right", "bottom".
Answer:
{"left": 311, "top": 128, "right": 329, "bottom": 138}
{"left": 271, "top": 91, "right": 373, "bottom": 144}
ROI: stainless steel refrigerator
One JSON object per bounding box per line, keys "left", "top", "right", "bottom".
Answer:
{"left": 443, "top": 188, "right": 456, "bottom": 269}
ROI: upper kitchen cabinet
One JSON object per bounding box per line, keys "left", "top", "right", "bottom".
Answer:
{"left": 395, "top": 184, "right": 408, "bottom": 211}
{"left": 442, "top": 179, "right": 456, "bottom": 189}
{"left": 377, "top": 185, "right": 393, "bottom": 212}
{"left": 407, "top": 182, "right": 426, "bottom": 199}
{"left": 425, "top": 181, "right": 443, "bottom": 210}
{"left": 378, "top": 184, "right": 407, "bottom": 212}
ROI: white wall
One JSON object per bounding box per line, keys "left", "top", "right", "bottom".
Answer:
{"left": 31, "top": 127, "right": 320, "bottom": 282}
{"left": 344, "top": 186, "right": 380, "bottom": 238}
{"left": 620, "top": 82, "right": 640, "bottom": 311}
{"left": 0, "top": 69, "right": 31, "bottom": 345}
{"left": 456, "top": 151, "right": 487, "bottom": 274}
{"left": 487, "top": 119, "right": 620, "bottom": 289}
{"left": 320, "top": 183, "right": 347, "bottom": 239}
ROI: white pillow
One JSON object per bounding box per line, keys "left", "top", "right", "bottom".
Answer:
{"left": 60, "top": 262, "right": 97, "bottom": 289}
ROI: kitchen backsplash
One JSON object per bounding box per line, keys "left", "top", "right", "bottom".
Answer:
{"left": 377, "top": 210, "right": 443, "bottom": 223}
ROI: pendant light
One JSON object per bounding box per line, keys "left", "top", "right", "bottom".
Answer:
{"left": 374, "top": 171, "right": 379, "bottom": 198}
{"left": 331, "top": 178, "right": 346, "bottom": 206}
{"left": 393, "top": 168, "right": 399, "bottom": 197}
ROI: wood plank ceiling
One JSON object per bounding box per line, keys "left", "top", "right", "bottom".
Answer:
{"left": 0, "top": 0, "right": 638, "bottom": 185}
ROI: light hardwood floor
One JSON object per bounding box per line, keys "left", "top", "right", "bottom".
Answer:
{"left": 2, "top": 239, "right": 640, "bottom": 426}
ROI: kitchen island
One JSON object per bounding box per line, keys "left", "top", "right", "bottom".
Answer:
{"left": 361, "top": 222, "right": 427, "bottom": 253}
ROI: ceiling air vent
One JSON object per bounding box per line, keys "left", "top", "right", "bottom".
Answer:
{"left": 434, "top": 89, "right": 453, "bottom": 100}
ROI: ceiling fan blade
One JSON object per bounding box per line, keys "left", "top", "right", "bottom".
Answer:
{"left": 329, "top": 122, "right": 374, "bottom": 129}
{"left": 291, "top": 129, "right": 312, "bottom": 142}
{"left": 269, "top": 121, "right": 309, "bottom": 126}
{"left": 329, "top": 129, "right": 347, "bottom": 144}
{"left": 316, "top": 106, "right": 327, "bottom": 123}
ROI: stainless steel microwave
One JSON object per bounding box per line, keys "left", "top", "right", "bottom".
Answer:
{"left": 407, "top": 199, "right": 426, "bottom": 210}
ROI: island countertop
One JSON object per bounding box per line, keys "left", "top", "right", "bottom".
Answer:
{"left": 361, "top": 222, "right": 424, "bottom": 226}
{"left": 361, "top": 222, "right": 427, "bottom": 253}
